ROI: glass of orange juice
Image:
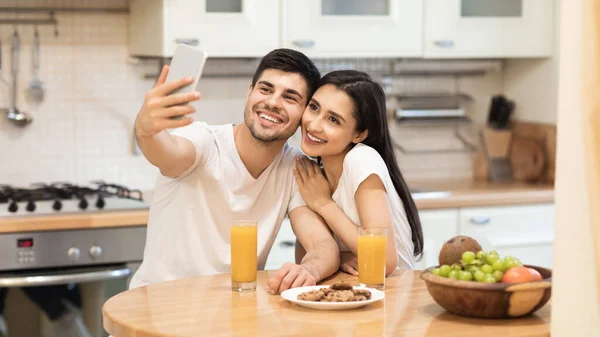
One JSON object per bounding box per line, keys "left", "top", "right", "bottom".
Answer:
{"left": 231, "top": 220, "right": 258, "bottom": 292}
{"left": 357, "top": 227, "right": 387, "bottom": 290}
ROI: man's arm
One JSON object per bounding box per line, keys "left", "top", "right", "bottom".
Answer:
{"left": 134, "top": 65, "right": 201, "bottom": 177}
{"left": 267, "top": 206, "right": 339, "bottom": 294}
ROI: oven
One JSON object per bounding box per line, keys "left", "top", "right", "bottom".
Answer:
{"left": 0, "top": 182, "right": 149, "bottom": 337}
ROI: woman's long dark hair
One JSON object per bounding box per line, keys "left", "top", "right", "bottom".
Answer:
{"left": 319, "top": 70, "right": 424, "bottom": 258}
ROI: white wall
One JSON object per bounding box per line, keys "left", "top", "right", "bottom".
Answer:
{"left": 551, "top": 0, "right": 600, "bottom": 335}
{"left": 503, "top": 0, "right": 560, "bottom": 124}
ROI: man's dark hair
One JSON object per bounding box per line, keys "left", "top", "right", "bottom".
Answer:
{"left": 251, "top": 48, "right": 321, "bottom": 99}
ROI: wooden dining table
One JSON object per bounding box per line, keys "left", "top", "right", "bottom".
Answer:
{"left": 102, "top": 270, "right": 551, "bottom": 337}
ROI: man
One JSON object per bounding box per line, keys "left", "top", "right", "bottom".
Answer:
{"left": 130, "top": 49, "right": 339, "bottom": 294}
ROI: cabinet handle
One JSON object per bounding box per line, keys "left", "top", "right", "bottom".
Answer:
{"left": 292, "top": 40, "right": 315, "bottom": 48}
{"left": 175, "top": 38, "right": 200, "bottom": 46}
{"left": 469, "top": 216, "right": 491, "bottom": 225}
{"left": 434, "top": 40, "right": 455, "bottom": 48}
{"left": 280, "top": 241, "right": 295, "bottom": 248}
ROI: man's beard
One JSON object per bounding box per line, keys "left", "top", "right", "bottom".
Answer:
{"left": 244, "top": 105, "right": 297, "bottom": 143}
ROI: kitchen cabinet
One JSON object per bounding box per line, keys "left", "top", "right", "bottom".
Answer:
{"left": 267, "top": 203, "right": 555, "bottom": 271}
{"left": 458, "top": 204, "right": 555, "bottom": 268}
{"left": 281, "top": 0, "right": 422, "bottom": 57}
{"left": 129, "top": 0, "right": 280, "bottom": 57}
{"left": 129, "top": 0, "right": 555, "bottom": 59}
{"left": 424, "top": 0, "right": 554, "bottom": 58}
{"left": 414, "top": 209, "right": 459, "bottom": 270}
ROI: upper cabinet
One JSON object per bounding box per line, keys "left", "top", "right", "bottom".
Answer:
{"left": 282, "top": 0, "right": 422, "bottom": 58}
{"left": 424, "top": 0, "right": 554, "bottom": 58}
{"left": 129, "top": 0, "right": 280, "bottom": 57}
{"left": 129, "top": 0, "right": 554, "bottom": 59}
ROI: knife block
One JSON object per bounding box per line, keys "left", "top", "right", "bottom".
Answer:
{"left": 473, "top": 127, "right": 513, "bottom": 182}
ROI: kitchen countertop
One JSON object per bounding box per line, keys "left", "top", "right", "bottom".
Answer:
{"left": 411, "top": 179, "right": 554, "bottom": 210}
{"left": 102, "top": 270, "right": 551, "bottom": 337}
{"left": 0, "top": 180, "right": 553, "bottom": 233}
{"left": 0, "top": 210, "right": 149, "bottom": 233}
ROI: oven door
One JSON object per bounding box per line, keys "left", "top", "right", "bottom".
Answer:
{"left": 0, "top": 264, "right": 131, "bottom": 287}
{"left": 0, "top": 263, "right": 139, "bottom": 337}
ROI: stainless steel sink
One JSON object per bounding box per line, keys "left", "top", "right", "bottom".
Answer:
{"left": 409, "top": 188, "right": 451, "bottom": 199}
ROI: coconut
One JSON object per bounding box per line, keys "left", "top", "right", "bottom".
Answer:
{"left": 438, "top": 236, "right": 482, "bottom": 266}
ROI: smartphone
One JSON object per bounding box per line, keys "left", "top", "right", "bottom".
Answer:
{"left": 164, "top": 44, "right": 208, "bottom": 120}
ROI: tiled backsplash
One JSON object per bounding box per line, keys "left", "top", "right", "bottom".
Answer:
{"left": 0, "top": 8, "right": 503, "bottom": 191}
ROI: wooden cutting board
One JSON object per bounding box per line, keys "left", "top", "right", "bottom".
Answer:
{"left": 509, "top": 136, "right": 546, "bottom": 182}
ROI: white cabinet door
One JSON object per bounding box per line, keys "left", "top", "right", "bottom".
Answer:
{"left": 282, "top": 0, "right": 422, "bottom": 57}
{"left": 424, "top": 0, "right": 553, "bottom": 58}
{"left": 458, "top": 204, "right": 555, "bottom": 268}
{"left": 265, "top": 218, "right": 296, "bottom": 270}
{"left": 130, "top": 0, "right": 280, "bottom": 57}
{"left": 414, "top": 209, "right": 459, "bottom": 270}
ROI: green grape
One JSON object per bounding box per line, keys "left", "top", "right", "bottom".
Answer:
{"left": 492, "top": 260, "right": 506, "bottom": 272}
{"left": 514, "top": 258, "right": 523, "bottom": 267}
{"left": 467, "top": 265, "right": 480, "bottom": 273}
{"left": 439, "top": 265, "right": 451, "bottom": 277}
{"left": 431, "top": 268, "right": 440, "bottom": 276}
{"left": 461, "top": 251, "right": 476, "bottom": 264}
{"left": 471, "top": 258, "right": 484, "bottom": 266}
{"left": 492, "top": 270, "right": 504, "bottom": 282}
{"left": 452, "top": 264, "right": 463, "bottom": 271}
{"left": 484, "top": 274, "right": 497, "bottom": 283}
{"left": 489, "top": 251, "right": 499, "bottom": 257}
{"left": 476, "top": 250, "right": 486, "bottom": 260}
{"left": 481, "top": 264, "right": 494, "bottom": 274}
{"left": 486, "top": 254, "right": 499, "bottom": 265}
{"left": 505, "top": 259, "right": 518, "bottom": 269}
{"left": 458, "top": 271, "right": 473, "bottom": 281}
{"left": 448, "top": 270, "right": 459, "bottom": 279}
{"left": 474, "top": 270, "right": 486, "bottom": 282}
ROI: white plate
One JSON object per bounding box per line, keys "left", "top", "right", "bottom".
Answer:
{"left": 280, "top": 285, "right": 385, "bottom": 310}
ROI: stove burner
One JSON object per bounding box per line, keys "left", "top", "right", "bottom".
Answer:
{"left": 0, "top": 181, "right": 146, "bottom": 215}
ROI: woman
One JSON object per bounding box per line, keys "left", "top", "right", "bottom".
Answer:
{"left": 293, "top": 70, "right": 423, "bottom": 275}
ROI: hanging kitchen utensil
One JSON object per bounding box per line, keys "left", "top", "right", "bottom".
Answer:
{"left": 0, "top": 37, "right": 8, "bottom": 86}
{"left": 6, "top": 29, "right": 33, "bottom": 126}
{"left": 26, "top": 26, "right": 44, "bottom": 104}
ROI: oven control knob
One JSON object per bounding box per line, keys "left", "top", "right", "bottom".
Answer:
{"left": 8, "top": 201, "right": 18, "bottom": 213}
{"left": 26, "top": 200, "right": 36, "bottom": 212}
{"left": 52, "top": 200, "right": 62, "bottom": 211}
{"left": 78, "top": 198, "right": 88, "bottom": 210}
{"left": 89, "top": 245, "right": 103, "bottom": 259}
{"left": 67, "top": 247, "right": 81, "bottom": 262}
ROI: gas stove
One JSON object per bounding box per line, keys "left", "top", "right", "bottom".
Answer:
{"left": 0, "top": 181, "right": 149, "bottom": 276}
{"left": 0, "top": 181, "right": 150, "bottom": 217}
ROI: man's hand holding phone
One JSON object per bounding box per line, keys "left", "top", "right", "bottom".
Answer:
{"left": 134, "top": 65, "right": 201, "bottom": 139}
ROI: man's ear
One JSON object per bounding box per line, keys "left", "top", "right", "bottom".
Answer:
{"left": 352, "top": 130, "right": 369, "bottom": 144}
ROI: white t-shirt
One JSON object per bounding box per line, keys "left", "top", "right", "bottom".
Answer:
{"left": 331, "top": 143, "right": 415, "bottom": 270}
{"left": 130, "top": 122, "right": 305, "bottom": 289}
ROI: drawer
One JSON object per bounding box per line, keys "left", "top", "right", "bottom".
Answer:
{"left": 459, "top": 204, "right": 555, "bottom": 252}
{"left": 265, "top": 218, "right": 296, "bottom": 270}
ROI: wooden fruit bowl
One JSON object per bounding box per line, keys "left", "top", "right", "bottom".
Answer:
{"left": 420, "top": 265, "right": 552, "bottom": 319}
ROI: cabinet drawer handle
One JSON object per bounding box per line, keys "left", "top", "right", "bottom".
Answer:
{"left": 279, "top": 241, "right": 295, "bottom": 248}
{"left": 469, "top": 216, "right": 491, "bottom": 225}
{"left": 434, "top": 40, "right": 455, "bottom": 48}
{"left": 175, "top": 38, "right": 200, "bottom": 46}
{"left": 293, "top": 40, "right": 315, "bottom": 48}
